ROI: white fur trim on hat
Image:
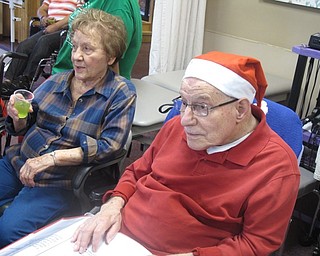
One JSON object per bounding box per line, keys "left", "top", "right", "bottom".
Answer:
{"left": 183, "top": 58, "right": 256, "bottom": 103}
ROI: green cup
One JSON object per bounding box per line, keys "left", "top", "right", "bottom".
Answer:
{"left": 14, "top": 89, "right": 34, "bottom": 119}
{"left": 47, "top": 18, "right": 56, "bottom": 25}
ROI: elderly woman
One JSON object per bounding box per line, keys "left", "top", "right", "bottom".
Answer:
{"left": 0, "top": 9, "right": 136, "bottom": 248}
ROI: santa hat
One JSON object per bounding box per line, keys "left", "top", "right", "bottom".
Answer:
{"left": 183, "top": 51, "right": 268, "bottom": 107}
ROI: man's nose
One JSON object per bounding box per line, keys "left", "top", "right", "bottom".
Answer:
{"left": 180, "top": 107, "right": 195, "bottom": 126}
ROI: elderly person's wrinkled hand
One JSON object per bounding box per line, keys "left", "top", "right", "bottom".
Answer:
{"left": 19, "top": 153, "right": 55, "bottom": 187}
{"left": 72, "top": 197, "right": 125, "bottom": 253}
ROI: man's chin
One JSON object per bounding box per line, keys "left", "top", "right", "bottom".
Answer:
{"left": 186, "top": 140, "right": 206, "bottom": 151}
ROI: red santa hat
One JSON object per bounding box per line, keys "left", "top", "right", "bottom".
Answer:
{"left": 183, "top": 51, "right": 268, "bottom": 107}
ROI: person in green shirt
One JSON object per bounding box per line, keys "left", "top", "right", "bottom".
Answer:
{"left": 52, "top": 0, "right": 142, "bottom": 80}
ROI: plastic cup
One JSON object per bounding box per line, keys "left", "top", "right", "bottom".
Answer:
{"left": 47, "top": 18, "right": 56, "bottom": 25}
{"left": 14, "top": 89, "right": 34, "bottom": 118}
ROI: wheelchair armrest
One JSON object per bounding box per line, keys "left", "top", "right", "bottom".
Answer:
{"left": 72, "top": 149, "right": 127, "bottom": 213}
{"left": 59, "top": 30, "right": 68, "bottom": 48}
{"left": 0, "top": 52, "right": 28, "bottom": 63}
{"left": 72, "top": 149, "right": 126, "bottom": 190}
{"left": 0, "top": 117, "right": 5, "bottom": 129}
{"left": 29, "top": 17, "right": 41, "bottom": 36}
{"left": 60, "top": 29, "right": 68, "bottom": 37}
{"left": 30, "top": 16, "right": 40, "bottom": 23}
{"left": 0, "top": 117, "right": 10, "bottom": 158}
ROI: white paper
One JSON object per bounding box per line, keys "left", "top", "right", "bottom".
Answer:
{"left": 0, "top": 216, "right": 151, "bottom": 256}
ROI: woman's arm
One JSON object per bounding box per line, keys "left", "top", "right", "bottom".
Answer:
{"left": 81, "top": 84, "right": 136, "bottom": 165}
{"left": 37, "top": 2, "right": 49, "bottom": 23}
{"left": 20, "top": 147, "right": 84, "bottom": 187}
{"left": 50, "top": 147, "right": 84, "bottom": 166}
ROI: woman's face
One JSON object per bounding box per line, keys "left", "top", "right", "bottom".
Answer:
{"left": 71, "top": 29, "right": 114, "bottom": 85}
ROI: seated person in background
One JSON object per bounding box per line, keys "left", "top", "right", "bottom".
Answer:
{"left": 0, "top": 9, "right": 136, "bottom": 248}
{"left": 72, "top": 51, "right": 300, "bottom": 256}
{"left": 52, "top": 0, "right": 142, "bottom": 80}
{"left": 1, "top": 0, "right": 80, "bottom": 95}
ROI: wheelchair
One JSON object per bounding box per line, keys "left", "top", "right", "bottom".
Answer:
{"left": 0, "top": 17, "right": 67, "bottom": 97}
{"left": 28, "top": 17, "right": 68, "bottom": 89}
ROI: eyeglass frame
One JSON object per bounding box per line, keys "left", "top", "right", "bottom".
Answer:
{"left": 178, "top": 98, "right": 238, "bottom": 117}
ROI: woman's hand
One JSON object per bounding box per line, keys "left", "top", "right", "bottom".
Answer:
{"left": 7, "top": 94, "right": 33, "bottom": 132}
{"left": 19, "top": 153, "right": 55, "bottom": 187}
{"left": 7, "top": 94, "right": 31, "bottom": 122}
{"left": 72, "top": 197, "right": 125, "bottom": 253}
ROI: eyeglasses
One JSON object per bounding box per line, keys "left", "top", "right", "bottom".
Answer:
{"left": 179, "top": 98, "right": 238, "bottom": 117}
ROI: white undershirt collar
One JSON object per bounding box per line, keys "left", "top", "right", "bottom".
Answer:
{"left": 206, "top": 132, "right": 252, "bottom": 154}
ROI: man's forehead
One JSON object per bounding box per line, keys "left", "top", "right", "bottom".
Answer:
{"left": 180, "top": 78, "right": 221, "bottom": 99}
{"left": 181, "top": 77, "right": 211, "bottom": 86}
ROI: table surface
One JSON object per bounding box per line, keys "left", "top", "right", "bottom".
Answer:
{"left": 292, "top": 45, "right": 320, "bottom": 59}
{"left": 141, "top": 70, "right": 185, "bottom": 93}
{"left": 131, "top": 79, "right": 179, "bottom": 126}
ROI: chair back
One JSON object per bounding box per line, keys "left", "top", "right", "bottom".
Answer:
{"left": 262, "top": 98, "right": 302, "bottom": 158}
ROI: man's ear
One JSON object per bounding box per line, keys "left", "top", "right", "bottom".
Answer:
{"left": 235, "top": 98, "right": 251, "bottom": 121}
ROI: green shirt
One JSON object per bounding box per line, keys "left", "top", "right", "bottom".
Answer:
{"left": 52, "top": 0, "right": 142, "bottom": 80}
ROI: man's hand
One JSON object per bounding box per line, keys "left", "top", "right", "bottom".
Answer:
{"left": 40, "top": 16, "right": 55, "bottom": 27}
{"left": 72, "top": 197, "right": 125, "bottom": 253}
{"left": 19, "top": 153, "right": 55, "bottom": 187}
{"left": 44, "top": 23, "right": 59, "bottom": 34}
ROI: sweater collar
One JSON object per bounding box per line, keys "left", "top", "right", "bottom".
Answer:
{"left": 225, "top": 105, "right": 271, "bottom": 166}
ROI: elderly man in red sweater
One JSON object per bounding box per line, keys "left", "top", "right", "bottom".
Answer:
{"left": 72, "top": 51, "right": 300, "bottom": 256}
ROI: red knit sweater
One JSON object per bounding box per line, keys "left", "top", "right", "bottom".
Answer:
{"left": 106, "top": 106, "right": 300, "bottom": 256}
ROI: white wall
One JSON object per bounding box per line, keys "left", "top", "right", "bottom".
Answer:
{"left": 204, "top": 0, "right": 320, "bottom": 79}
{"left": 203, "top": 0, "right": 320, "bottom": 113}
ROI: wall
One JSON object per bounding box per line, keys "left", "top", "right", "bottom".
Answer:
{"left": 203, "top": 0, "right": 320, "bottom": 81}
{"left": 203, "top": 0, "right": 320, "bottom": 114}
{"left": 1, "top": 0, "right": 40, "bottom": 42}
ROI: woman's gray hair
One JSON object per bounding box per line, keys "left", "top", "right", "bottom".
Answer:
{"left": 70, "top": 8, "right": 127, "bottom": 65}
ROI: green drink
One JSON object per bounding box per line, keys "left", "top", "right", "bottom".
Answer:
{"left": 14, "top": 100, "right": 31, "bottom": 118}
{"left": 14, "top": 89, "right": 34, "bottom": 119}
{"left": 47, "top": 18, "right": 56, "bottom": 25}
